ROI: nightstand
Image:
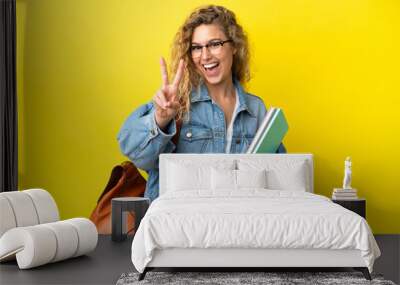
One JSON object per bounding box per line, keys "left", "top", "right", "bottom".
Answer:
{"left": 111, "top": 197, "right": 150, "bottom": 242}
{"left": 332, "top": 198, "right": 366, "bottom": 219}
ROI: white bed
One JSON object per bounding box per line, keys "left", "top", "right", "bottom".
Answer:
{"left": 131, "top": 154, "right": 380, "bottom": 280}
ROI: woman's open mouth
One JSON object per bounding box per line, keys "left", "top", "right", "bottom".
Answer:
{"left": 202, "top": 62, "right": 220, "bottom": 77}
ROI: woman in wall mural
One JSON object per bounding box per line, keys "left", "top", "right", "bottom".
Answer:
{"left": 118, "top": 5, "right": 285, "bottom": 201}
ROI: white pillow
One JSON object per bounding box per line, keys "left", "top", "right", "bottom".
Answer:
{"left": 167, "top": 163, "right": 210, "bottom": 191}
{"left": 211, "top": 168, "right": 236, "bottom": 190}
{"left": 167, "top": 160, "right": 235, "bottom": 192}
{"left": 237, "top": 169, "right": 267, "bottom": 189}
{"left": 267, "top": 163, "right": 307, "bottom": 191}
{"left": 211, "top": 168, "right": 267, "bottom": 190}
{"left": 237, "top": 159, "right": 308, "bottom": 191}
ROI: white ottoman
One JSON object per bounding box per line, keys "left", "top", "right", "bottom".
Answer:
{"left": 0, "top": 189, "right": 98, "bottom": 269}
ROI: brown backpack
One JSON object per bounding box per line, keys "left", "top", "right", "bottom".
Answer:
{"left": 89, "top": 161, "right": 146, "bottom": 234}
{"left": 90, "top": 120, "right": 182, "bottom": 234}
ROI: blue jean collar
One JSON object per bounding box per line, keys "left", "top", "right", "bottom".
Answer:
{"left": 190, "top": 79, "right": 256, "bottom": 117}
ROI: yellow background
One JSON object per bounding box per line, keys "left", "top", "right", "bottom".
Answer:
{"left": 16, "top": 0, "right": 400, "bottom": 233}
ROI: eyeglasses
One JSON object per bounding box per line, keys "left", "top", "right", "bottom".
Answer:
{"left": 190, "top": 39, "right": 233, "bottom": 58}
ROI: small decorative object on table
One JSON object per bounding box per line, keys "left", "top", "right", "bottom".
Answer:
{"left": 111, "top": 197, "right": 150, "bottom": 242}
{"left": 332, "top": 156, "right": 358, "bottom": 200}
{"left": 331, "top": 157, "right": 366, "bottom": 218}
{"left": 343, "top": 156, "right": 352, "bottom": 189}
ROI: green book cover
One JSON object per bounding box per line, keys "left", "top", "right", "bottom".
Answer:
{"left": 249, "top": 108, "right": 289, "bottom": 153}
{"left": 246, "top": 108, "right": 277, "bottom": 153}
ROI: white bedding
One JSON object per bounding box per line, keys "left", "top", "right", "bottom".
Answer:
{"left": 131, "top": 190, "right": 380, "bottom": 273}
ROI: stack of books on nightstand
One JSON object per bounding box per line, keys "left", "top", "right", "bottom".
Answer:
{"left": 332, "top": 188, "right": 358, "bottom": 200}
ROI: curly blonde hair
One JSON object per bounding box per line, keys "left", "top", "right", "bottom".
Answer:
{"left": 170, "top": 5, "right": 250, "bottom": 121}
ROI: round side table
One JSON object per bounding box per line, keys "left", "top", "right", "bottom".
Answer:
{"left": 111, "top": 197, "right": 150, "bottom": 242}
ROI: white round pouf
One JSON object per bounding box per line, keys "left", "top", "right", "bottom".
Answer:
{"left": 0, "top": 191, "right": 39, "bottom": 227}
{"left": 0, "top": 218, "right": 98, "bottom": 269}
{"left": 24, "top": 189, "right": 59, "bottom": 223}
{"left": 0, "top": 226, "right": 57, "bottom": 269}
{"left": 42, "top": 221, "right": 79, "bottom": 262}
{"left": 0, "top": 196, "right": 17, "bottom": 237}
{"left": 0, "top": 189, "right": 98, "bottom": 269}
{"left": 64, "top": 218, "right": 98, "bottom": 257}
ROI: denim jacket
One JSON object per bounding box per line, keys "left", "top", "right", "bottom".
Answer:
{"left": 117, "top": 80, "right": 286, "bottom": 201}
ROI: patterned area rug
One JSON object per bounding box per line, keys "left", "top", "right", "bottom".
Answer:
{"left": 116, "top": 271, "right": 396, "bottom": 285}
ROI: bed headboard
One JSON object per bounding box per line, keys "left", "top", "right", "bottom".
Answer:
{"left": 159, "top": 154, "right": 314, "bottom": 195}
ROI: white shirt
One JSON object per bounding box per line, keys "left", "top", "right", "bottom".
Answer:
{"left": 225, "top": 89, "right": 239, "bottom": 153}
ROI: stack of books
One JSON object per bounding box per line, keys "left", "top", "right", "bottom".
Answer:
{"left": 247, "top": 107, "right": 289, "bottom": 153}
{"left": 332, "top": 188, "right": 358, "bottom": 200}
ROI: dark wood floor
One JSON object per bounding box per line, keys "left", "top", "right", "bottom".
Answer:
{"left": 375, "top": 235, "right": 400, "bottom": 284}
{"left": 0, "top": 235, "right": 398, "bottom": 285}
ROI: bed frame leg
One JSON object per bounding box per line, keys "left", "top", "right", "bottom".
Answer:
{"left": 354, "top": 267, "right": 371, "bottom": 280}
{"left": 138, "top": 268, "right": 148, "bottom": 281}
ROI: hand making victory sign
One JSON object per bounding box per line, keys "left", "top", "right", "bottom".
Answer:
{"left": 153, "top": 57, "right": 185, "bottom": 130}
